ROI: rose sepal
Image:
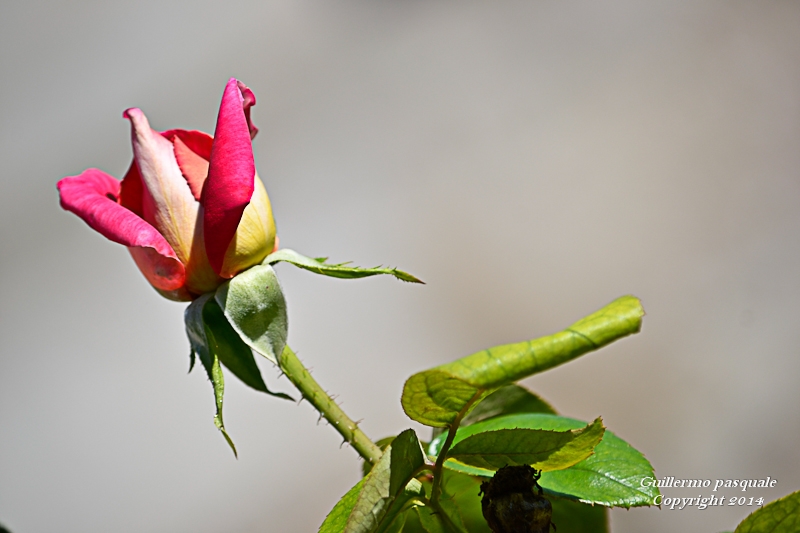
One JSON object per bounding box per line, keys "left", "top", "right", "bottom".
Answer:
{"left": 263, "top": 248, "right": 424, "bottom": 283}
{"left": 184, "top": 264, "right": 292, "bottom": 454}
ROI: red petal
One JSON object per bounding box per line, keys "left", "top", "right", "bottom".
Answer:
{"left": 172, "top": 135, "right": 209, "bottom": 201}
{"left": 161, "top": 130, "right": 213, "bottom": 200}
{"left": 119, "top": 161, "right": 144, "bottom": 217}
{"left": 123, "top": 108, "right": 199, "bottom": 265}
{"left": 58, "top": 168, "right": 186, "bottom": 292}
{"left": 203, "top": 78, "right": 257, "bottom": 275}
{"left": 237, "top": 80, "right": 259, "bottom": 140}
{"left": 161, "top": 129, "right": 213, "bottom": 160}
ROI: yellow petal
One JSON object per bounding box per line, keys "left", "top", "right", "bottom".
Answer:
{"left": 218, "top": 175, "right": 276, "bottom": 279}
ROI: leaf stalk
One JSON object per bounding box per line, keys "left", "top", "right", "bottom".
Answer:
{"left": 429, "top": 390, "right": 485, "bottom": 507}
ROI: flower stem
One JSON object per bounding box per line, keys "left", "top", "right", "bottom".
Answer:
{"left": 279, "top": 345, "right": 383, "bottom": 464}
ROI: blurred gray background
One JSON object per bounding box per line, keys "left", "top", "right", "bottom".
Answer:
{"left": 2, "top": 1, "right": 799, "bottom": 532}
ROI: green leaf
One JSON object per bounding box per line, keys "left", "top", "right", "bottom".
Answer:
{"left": 400, "top": 499, "right": 468, "bottom": 533}
{"left": 430, "top": 384, "right": 556, "bottom": 441}
{"left": 734, "top": 490, "right": 800, "bottom": 533}
{"left": 437, "top": 494, "right": 470, "bottom": 533}
{"left": 401, "top": 371, "right": 489, "bottom": 428}
{"left": 443, "top": 417, "right": 605, "bottom": 472}
{"left": 362, "top": 437, "right": 397, "bottom": 477}
{"left": 430, "top": 413, "right": 657, "bottom": 508}
{"left": 412, "top": 506, "right": 447, "bottom": 533}
{"left": 402, "top": 297, "right": 643, "bottom": 427}
{"left": 401, "top": 474, "right": 470, "bottom": 533}
{"left": 320, "top": 479, "right": 366, "bottom": 533}
{"left": 433, "top": 471, "right": 608, "bottom": 533}
{"left": 389, "top": 430, "right": 426, "bottom": 496}
{"left": 434, "top": 471, "right": 491, "bottom": 533}
{"left": 338, "top": 430, "right": 427, "bottom": 533}
{"left": 437, "top": 295, "right": 643, "bottom": 388}
{"left": 381, "top": 513, "right": 407, "bottom": 533}
{"left": 264, "top": 248, "right": 424, "bottom": 283}
{"left": 549, "top": 496, "right": 609, "bottom": 533}
{"left": 215, "top": 264, "right": 288, "bottom": 364}
{"left": 461, "top": 384, "right": 556, "bottom": 426}
{"left": 376, "top": 480, "right": 424, "bottom": 533}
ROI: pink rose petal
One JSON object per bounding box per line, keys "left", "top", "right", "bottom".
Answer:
{"left": 57, "top": 168, "right": 186, "bottom": 292}
{"left": 203, "top": 78, "right": 257, "bottom": 276}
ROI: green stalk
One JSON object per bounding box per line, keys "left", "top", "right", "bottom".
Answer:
{"left": 279, "top": 345, "right": 383, "bottom": 464}
{"left": 429, "top": 391, "right": 484, "bottom": 507}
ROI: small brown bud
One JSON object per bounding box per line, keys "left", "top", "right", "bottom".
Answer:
{"left": 479, "top": 465, "right": 554, "bottom": 533}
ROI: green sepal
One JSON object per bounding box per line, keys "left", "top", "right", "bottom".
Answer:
{"left": 185, "top": 294, "right": 236, "bottom": 456}
{"left": 437, "top": 417, "right": 605, "bottom": 473}
{"left": 215, "top": 264, "right": 288, "bottom": 364}
{"left": 184, "top": 291, "right": 292, "bottom": 456}
{"left": 430, "top": 413, "right": 658, "bottom": 508}
{"left": 210, "top": 355, "right": 236, "bottom": 457}
{"left": 264, "top": 248, "right": 424, "bottom": 284}
{"left": 186, "top": 293, "right": 292, "bottom": 399}
{"left": 734, "top": 490, "right": 800, "bottom": 533}
{"left": 186, "top": 294, "right": 215, "bottom": 372}
{"left": 205, "top": 297, "right": 290, "bottom": 399}
{"left": 402, "top": 296, "right": 643, "bottom": 427}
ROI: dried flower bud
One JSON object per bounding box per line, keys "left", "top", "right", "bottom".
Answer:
{"left": 479, "top": 465, "right": 554, "bottom": 533}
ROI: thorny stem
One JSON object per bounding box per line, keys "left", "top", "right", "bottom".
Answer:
{"left": 279, "top": 345, "right": 383, "bottom": 464}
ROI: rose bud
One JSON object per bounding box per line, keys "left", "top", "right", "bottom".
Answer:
{"left": 57, "top": 78, "right": 276, "bottom": 301}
